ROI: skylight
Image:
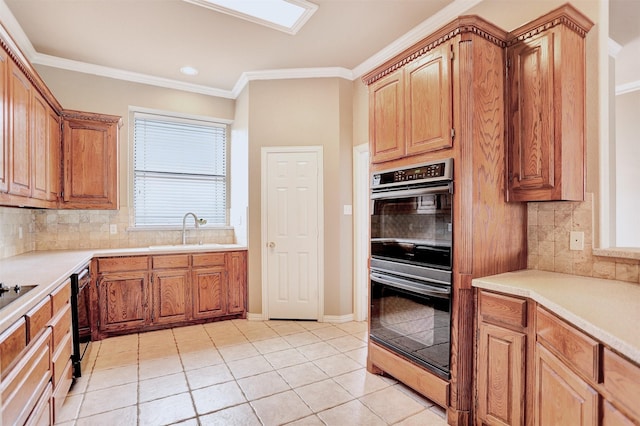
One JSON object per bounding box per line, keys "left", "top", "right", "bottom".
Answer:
{"left": 183, "top": 0, "right": 318, "bottom": 35}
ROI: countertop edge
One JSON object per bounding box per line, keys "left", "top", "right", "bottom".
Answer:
{"left": 473, "top": 270, "right": 640, "bottom": 365}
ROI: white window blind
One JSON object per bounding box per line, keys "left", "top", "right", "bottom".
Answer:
{"left": 133, "top": 113, "right": 227, "bottom": 227}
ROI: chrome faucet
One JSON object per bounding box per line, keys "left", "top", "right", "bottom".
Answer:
{"left": 182, "top": 212, "right": 207, "bottom": 245}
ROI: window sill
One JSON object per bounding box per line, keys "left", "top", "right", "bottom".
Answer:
{"left": 126, "top": 225, "right": 234, "bottom": 232}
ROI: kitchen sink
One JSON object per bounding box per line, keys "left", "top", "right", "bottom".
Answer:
{"left": 148, "top": 243, "right": 225, "bottom": 251}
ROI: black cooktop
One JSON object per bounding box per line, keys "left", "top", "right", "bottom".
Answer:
{"left": 0, "top": 284, "right": 37, "bottom": 310}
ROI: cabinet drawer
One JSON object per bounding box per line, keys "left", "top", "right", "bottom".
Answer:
{"left": 48, "top": 303, "right": 71, "bottom": 352}
{"left": 26, "top": 297, "right": 52, "bottom": 342}
{"left": 52, "top": 360, "right": 72, "bottom": 424}
{"left": 0, "top": 318, "right": 27, "bottom": 375}
{"left": 26, "top": 381, "right": 52, "bottom": 426}
{"left": 98, "top": 256, "right": 148, "bottom": 273}
{"left": 192, "top": 252, "right": 226, "bottom": 267}
{"left": 52, "top": 332, "right": 72, "bottom": 387}
{"left": 603, "top": 348, "right": 640, "bottom": 419}
{"left": 479, "top": 290, "right": 527, "bottom": 328}
{"left": 1, "top": 328, "right": 52, "bottom": 426}
{"left": 536, "top": 307, "right": 599, "bottom": 382}
{"left": 50, "top": 279, "right": 71, "bottom": 313}
{"left": 152, "top": 254, "right": 189, "bottom": 269}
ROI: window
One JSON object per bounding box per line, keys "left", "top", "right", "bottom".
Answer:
{"left": 133, "top": 112, "right": 228, "bottom": 227}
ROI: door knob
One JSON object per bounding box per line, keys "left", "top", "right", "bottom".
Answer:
{"left": 268, "top": 242, "right": 276, "bottom": 248}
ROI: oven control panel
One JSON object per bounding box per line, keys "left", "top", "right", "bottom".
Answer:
{"left": 372, "top": 158, "right": 453, "bottom": 187}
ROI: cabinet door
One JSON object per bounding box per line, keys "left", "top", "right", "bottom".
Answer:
{"left": 192, "top": 267, "right": 227, "bottom": 319}
{"left": 62, "top": 111, "right": 119, "bottom": 209}
{"left": 369, "top": 69, "right": 405, "bottom": 163}
{"left": 47, "top": 108, "right": 61, "bottom": 201}
{"left": 0, "top": 49, "right": 8, "bottom": 193}
{"left": 603, "top": 401, "right": 636, "bottom": 426}
{"left": 477, "top": 322, "right": 526, "bottom": 426}
{"left": 98, "top": 272, "right": 149, "bottom": 333}
{"left": 8, "top": 61, "right": 31, "bottom": 197}
{"left": 405, "top": 44, "right": 452, "bottom": 155}
{"left": 507, "top": 30, "right": 555, "bottom": 197}
{"left": 31, "top": 91, "right": 48, "bottom": 200}
{"left": 152, "top": 269, "right": 190, "bottom": 324}
{"left": 226, "top": 252, "right": 246, "bottom": 315}
{"left": 533, "top": 343, "right": 598, "bottom": 426}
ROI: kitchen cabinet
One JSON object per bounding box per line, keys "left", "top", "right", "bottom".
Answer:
{"left": 61, "top": 110, "right": 120, "bottom": 209}
{"left": 98, "top": 271, "right": 149, "bottom": 334}
{"left": 192, "top": 252, "right": 227, "bottom": 320}
{"left": 0, "top": 279, "right": 73, "bottom": 426}
{"left": 47, "top": 107, "right": 61, "bottom": 202}
{"left": 474, "top": 288, "right": 640, "bottom": 426}
{"left": 8, "top": 60, "right": 31, "bottom": 198}
{"left": 94, "top": 251, "right": 247, "bottom": 339}
{"left": 31, "top": 91, "right": 49, "bottom": 201}
{"left": 505, "top": 5, "right": 593, "bottom": 202}
{"left": 227, "top": 251, "right": 247, "bottom": 315}
{"left": 533, "top": 343, "right": 598, "bottom": 426}
{"left": 364, "top": 14, "right": 528, "bottom": 424}
{"left": 476, "top": 291, "right": 528, "bottom": 426}
{"left": 0, "top": 48, "right": 7, "bottom": 193}
{"left": 368, "top": 43, "right": 452, "bottom": 164}
{"left": 151, "top": 254, "right": 191, "bottom": 325}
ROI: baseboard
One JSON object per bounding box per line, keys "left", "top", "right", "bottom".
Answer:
{"left": 246, "top": 312, "right": 354, "bottom": 323}
{"left": 322, "top": 313, "right": 354, "bottom": 323}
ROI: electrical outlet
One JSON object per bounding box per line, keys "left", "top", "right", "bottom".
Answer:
{"left": 570, "top": 231, "right": 584, "bottom": 251}
{"left": 18, "top": 226, "right": 23, "bottom": 240}
{"left": 109, "top": 224, "right": 118, "bottom": 235}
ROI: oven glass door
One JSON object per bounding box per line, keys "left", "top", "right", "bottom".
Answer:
{"left": 371, "top": 187, "right": 452, "bottom": 270}
{"left": 369, "top": 271, "right": 451, "bottom": 379}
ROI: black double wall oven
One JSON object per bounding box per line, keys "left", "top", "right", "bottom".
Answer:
{"left": 369, "top": 158, "right": 453, "bottom": 380}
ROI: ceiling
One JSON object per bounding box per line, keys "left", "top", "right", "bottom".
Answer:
{"left": 3, "top": 1, "right": 636, "bottom": 99}
{"left": 1, "top": 0, "right": 478, "bottom": 99}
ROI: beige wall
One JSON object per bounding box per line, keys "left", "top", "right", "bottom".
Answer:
{"left": 244, "top": 78, "right": 354, "bottom": 317}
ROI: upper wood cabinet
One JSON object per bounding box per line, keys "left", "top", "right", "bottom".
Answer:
{"left": 61, "top": 110, "right": 121, "bottom": 210}
{"left": 0, "top": 49, "right": 8, "bottom": 193}
{"left": 404, "top": 44, "right": 452, "bottom": 156}
{"left": 367, "top": 43, "right": 452, "bottom": 164}
{"left": 8, "top": 61, "right": 31, "bottom": 198}
{"left": 505, "top": 5, "right": 593, "bottom": 201}
{"left": 368, "top": 69, "right": 405, "bottom": 163}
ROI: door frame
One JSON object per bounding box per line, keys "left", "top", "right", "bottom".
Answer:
{"left": 260, "top": 146, "right": 324, "bottom": 321}
{"left": 353, "top": 144, "right": 369, "bottom": 322}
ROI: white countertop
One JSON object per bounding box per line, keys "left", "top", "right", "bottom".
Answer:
{"left": 473, "top": 269, "right": 640, "bottom": 364}
{"left": 0, "top": 244, "right": 247, "bottom": 332}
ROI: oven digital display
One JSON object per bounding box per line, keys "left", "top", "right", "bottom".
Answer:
{"left": 373, "top": 162, "right": 447, "bottom": 185}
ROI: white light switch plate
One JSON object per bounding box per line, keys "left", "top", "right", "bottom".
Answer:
{"left": 570, "top": 231, "right": 584, "bottom": 251}
{"left": 343, "top": 205, "right": 352, "bottom": 215}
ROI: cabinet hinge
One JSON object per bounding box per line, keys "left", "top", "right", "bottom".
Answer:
{"left": 451, "top": 128, "right": 455, "bottom": 139}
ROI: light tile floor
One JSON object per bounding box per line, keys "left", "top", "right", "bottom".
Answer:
{"left": 56, "top": 320, "right": 448, "bottom": 426}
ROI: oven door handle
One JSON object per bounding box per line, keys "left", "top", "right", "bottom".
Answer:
{"left": 371, "top": 272, "right": 450, "bottom": 299}
{"left": 370, "top": 183, "right": 452, "bottom": 200}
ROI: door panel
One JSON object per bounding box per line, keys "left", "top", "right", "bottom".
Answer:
{"left": 265, "top": 150, "right": 320, "bottom": 320}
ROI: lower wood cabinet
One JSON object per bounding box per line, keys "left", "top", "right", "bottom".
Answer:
{"left": 0, "top": 279, "right": 73, "bottom": 425}
{"left": 534, "top": 343, "right": 598, "bottom": 426}
{"left": 475, "top": 289, "right": 640, "bottom": 426}
{"left": 192, "top": 267, "right": 226, "bottom": 320}
{"left": 98, "top": 271, "right": 150, "bottom": 334}
{"left": 94, "top": 250, "right": 247, "bottom": 339}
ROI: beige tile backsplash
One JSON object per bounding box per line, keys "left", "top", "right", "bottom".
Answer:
{"left": 2, "top": 192, "right": 638, "bottom": 285}
{"left": 527, "top": 193, "right": 640, "bottom": 284}
{"left": 0, "top": 206, "right": 234, "bottom": 259}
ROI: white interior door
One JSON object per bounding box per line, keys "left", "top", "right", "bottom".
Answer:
{"left": 262, "top": 148, "right": 322, "bottom": 320}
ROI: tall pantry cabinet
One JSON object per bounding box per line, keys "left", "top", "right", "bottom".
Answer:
{"left": 364, "top": 15, "right": 528, "bottom": 426}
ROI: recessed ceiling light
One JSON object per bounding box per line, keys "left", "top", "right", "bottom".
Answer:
{"left": 183, "top": 0, "right": 318, "bottom": 35}
{"left": 180, "top": 66, "right": 199, "bottom": 76}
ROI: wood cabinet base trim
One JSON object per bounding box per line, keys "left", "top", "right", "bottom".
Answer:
{"left": 367, "top": 341, "right": 449, "bottom": 409}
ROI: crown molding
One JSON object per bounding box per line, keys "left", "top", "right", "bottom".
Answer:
{"left": 616, "top": 79, "right": 640, "bottom": 96}
{"left": 351, "top": 0, "right": 482, "bottom": 79}
{"left": 0, "top": 0, "right": 479, "bottom": 100}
